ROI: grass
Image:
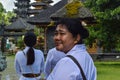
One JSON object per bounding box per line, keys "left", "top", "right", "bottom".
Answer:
{"left": 0, "top": 55, "right": 19, "bottom": 80}
{"left": 0, "top": 55, "right": 120, "bottom": 80}
{"left": 95, "top": 61, "right": 120, "bottom": 80}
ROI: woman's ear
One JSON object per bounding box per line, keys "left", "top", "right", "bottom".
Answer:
{"left": 74, "top": 34, "right": 81, "bottom": 44}
{"left": 76, "top": 34, "right": 80, "bottom": 42}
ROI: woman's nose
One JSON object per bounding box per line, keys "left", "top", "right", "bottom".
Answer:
{"left": 54, "top": 34, "right": 61, "bottom": 40}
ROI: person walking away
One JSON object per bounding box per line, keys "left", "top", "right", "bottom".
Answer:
{"left": 14, "top": 32, "right": 44, "bottom": 80}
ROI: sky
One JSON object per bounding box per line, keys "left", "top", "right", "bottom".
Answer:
{"left": 0, "top": 0, "right": 61, "bottom": 11}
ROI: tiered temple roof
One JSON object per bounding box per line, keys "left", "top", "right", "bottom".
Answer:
{"left": 28, "top": 0, "right": 53, "bottom": 15}
{"left": 27, "top": 0, "right": 68, "bottom": 25}
{"left": 5, "top": 18, "right": 34, "bottom": 32}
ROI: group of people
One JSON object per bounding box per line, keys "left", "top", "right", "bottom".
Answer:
{"left": 14, "top": 18, "right": 97, "bottom": 80}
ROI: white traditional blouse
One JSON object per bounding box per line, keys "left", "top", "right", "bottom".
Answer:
{"left": 47, "top": 44, "right": 97, "bottom": 80}
{"left": 14, "top": 46, "right": 44, "bottom": 80}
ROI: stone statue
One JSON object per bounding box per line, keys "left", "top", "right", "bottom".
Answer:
{"left": 0, "top": 43, "right": 7, "bottom": 72}
{"left": 0, "top": 23, "right": 7, "bottom": 72}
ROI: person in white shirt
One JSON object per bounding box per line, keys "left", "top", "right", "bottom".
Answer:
{"left": 44, "top": 48, "right": 66, "bottom": 79}
{"left": 47, "top": 18, "right": 97, "bottom": 80}
{"left": 14, "top": 32, "right": 44, "bottom": 80}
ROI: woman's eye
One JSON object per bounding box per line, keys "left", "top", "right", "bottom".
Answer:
{"left": 54, "top": 32, "right": 66, "bottom": 36}
{"left": 54, "top": 32, "right": 58, "bottom": 35}
{"left": 60, "top": 33, "right": 65, "bottom": 35}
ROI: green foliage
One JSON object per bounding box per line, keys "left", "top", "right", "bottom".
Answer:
{"left": 5, "top": 11, "right": 16, "bottom": 25}
{"left": 85, "top": 25, "right": 101, "bottom": 47}
{"left": 85, "top": 0, "right": 120, "bottom": 52}
{"left": 16, "top": 36, "right": 24, "bottom": 50}
{"left": 0, "top": 3, "right": 4, "bottom": 12}
{"left": 0, "top": 2, "right": 16, "bottom": 25}
{"left": 85, "top": 0, "right": 120, "bottom": 20}
{"left": 111, "top": 6, "right": 120, "bottom": 16}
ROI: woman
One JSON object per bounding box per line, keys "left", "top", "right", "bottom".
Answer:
{"left": 47, "top": 18, "right": 97, "bottom": 80}
{"left": 14, "top": 32, "right": 44, "bottom": 80}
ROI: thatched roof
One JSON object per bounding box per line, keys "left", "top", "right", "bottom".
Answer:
{"left": 27, "top": 0, "right": 67, "bottom": 25}
{"left": 43, "top": 0, "right": 53, "bottom": 3}
{"left": 3, "top": 32, "right": 25, "bottom": 37}
{"left": 28, "top": 9, "right": 44, "bottom": 14}
{"left": 50, "top": 6, "right": 96, "bottom": 24}
{"left": 5, "top": 18, "right": 34, "bottom": 32}
{"left": 30, "top": 2, "right": 47, "bottom": 7}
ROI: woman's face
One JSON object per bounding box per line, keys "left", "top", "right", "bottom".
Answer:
{"left": 54, "top": 24, "right": 78, "bottom": 53}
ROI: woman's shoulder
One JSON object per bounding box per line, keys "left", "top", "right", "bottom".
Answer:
{"left": 54, "top": 56, "right": 78, "bottom": 71}
{"left": 34, "top": 48, "right": 43, "bottom": 52}
{"left": 57, "top": 56, "right": 71, "bottom": 64}
{"left": 48, "top": 48, "right": 64, "bottom": 55}
{"left": 15, "top": 50, "right": 23, "bottom": 57}
{"left": 34, "top": 49, "right": 44, "bottom": 55}
{"left": 48, "top": 48, "right": 56, "bottom": 52}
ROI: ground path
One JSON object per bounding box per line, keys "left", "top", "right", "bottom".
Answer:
{"left": 0, "top": 55, "right": 18, "bottom": 80}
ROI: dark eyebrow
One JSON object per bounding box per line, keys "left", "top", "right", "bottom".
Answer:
{"left": 55, "top": 29, "right": 65, "bottom": 32}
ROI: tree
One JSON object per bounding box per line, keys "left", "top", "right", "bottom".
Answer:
{"left": 84, "top": 0, "right": 120, "bottom": 52}
{"left": 0, "top": 3, "right": 16, "bottom": 25}
{"left": 3, "top": 11, "right": 16, "bottom": 25}
{"left": 0, "top": 3, "right": 5, "bottom": 23}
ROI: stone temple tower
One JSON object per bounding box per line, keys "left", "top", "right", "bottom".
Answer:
{"left": 14, "top": 0, "right": 31, "bottom": 18}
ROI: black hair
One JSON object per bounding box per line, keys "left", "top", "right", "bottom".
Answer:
{"left": 56, "top": 18, "right": 89, "bottom": 44}
{"left": 24, "top": 32, "right": 37, "bottom": 65}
